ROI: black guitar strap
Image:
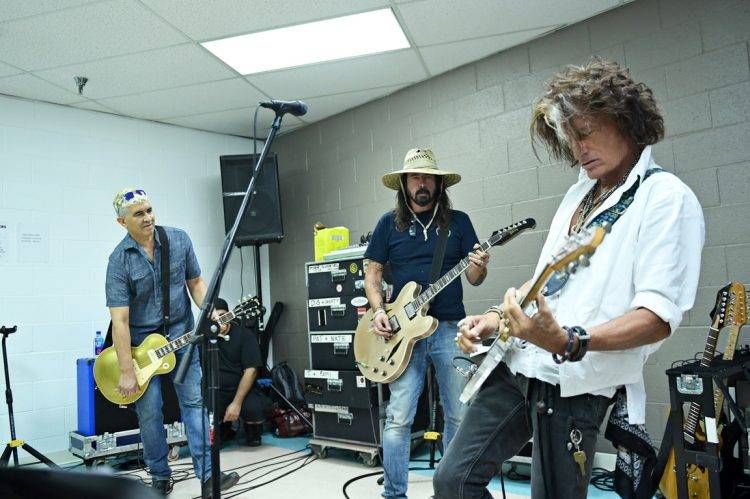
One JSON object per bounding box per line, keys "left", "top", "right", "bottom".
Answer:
{"left": 429, "top": 221, "right": 450, "bottom": 284}
{"left": 156, "top": 225, "right": 170, "bottom": 338}
{"left": 104, "top": 226, "right": 170, "bottom": 347}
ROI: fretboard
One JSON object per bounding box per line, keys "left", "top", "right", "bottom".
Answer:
{"left": 412, "top": 239, "right": 491, "bottom": 310}
{"left": 683, "top": 325, "right": 721, "bottom": 437}
{"left": 154, "top": 310, "right": 236, "bottom": 359}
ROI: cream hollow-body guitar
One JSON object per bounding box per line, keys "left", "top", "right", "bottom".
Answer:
{"left": 354, "top": 218, "right": 537, "bottom": 384}
{"left": 94, "top": 296, "right": 262, "bottom": 405}
{"left": 459, "top": 223, "right": 609, "bottom": 403}
{"left": 659, "top": 282, "right": 747, "bottom": 499}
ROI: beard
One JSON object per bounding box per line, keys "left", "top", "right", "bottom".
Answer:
{"left": 409, "top": 187, "right": 434, "bottom": 207}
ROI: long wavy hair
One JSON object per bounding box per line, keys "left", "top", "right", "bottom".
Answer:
{"left": 393, "top": 176, "right": 453, "bottom": 232}
{"left": 530, "top": 57, "right": 665, "bottom": 165}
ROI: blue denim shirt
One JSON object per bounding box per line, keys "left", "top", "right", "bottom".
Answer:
{"left": 105, "top": 226, "right": 201, "bottom": 343}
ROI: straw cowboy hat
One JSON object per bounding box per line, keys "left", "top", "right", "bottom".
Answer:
{"left": 381, "top": 148, "right": 461, "bottom": 190}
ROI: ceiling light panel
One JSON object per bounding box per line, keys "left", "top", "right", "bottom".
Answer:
{"left": 202, "top": 8, "right": 410, "bottom": 75}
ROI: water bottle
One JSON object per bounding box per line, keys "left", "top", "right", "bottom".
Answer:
{"left": 94, "top": 330, "right": 104, "bottom": 355}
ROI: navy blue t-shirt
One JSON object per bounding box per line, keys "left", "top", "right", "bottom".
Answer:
{"left": 364, "top": 209, "right": 479, "bottom": 321}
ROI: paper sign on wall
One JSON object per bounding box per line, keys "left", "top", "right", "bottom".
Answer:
{"left": 18, "top": 223, "right": 49, "bottom": 264}
{"left": 0, "top": 223, "right": 8, "bottom": 264}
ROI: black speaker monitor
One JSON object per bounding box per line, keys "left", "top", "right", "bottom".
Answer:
{"left": 220, "top": 153, "right": 284, "bottom": 246}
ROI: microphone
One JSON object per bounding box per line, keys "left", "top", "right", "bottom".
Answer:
{"left": 259, "top": 99, "right": 308, "bottom": 117}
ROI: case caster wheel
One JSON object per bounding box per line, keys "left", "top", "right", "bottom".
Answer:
{"left": 83, "top": 459, "right": 94, "bottom": 468}
{"left": 311, "top": 445, "right": 328, "bottom": 459}
{"left": 167, "top": 445, "right": 180, "bottom": 462}
{"left": 360, "top": 452, "right": 378, "bottom": 467}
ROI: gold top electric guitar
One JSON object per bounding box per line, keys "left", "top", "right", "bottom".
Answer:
{"left": 94, "top": 296, "right": 262, "bottom": 405}
{"left": 659, "top": 282, "right": 747, "bottom": 499}
{"left": 354, "top": 218, "right": 536, "bottom": 383}
{"left": 459, "top": 223, "right": 609, "bottom": 403}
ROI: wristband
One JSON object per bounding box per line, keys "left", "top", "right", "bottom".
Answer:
{"left": 373, "top": 308, "right": 386, "bottom": 317}
{"left": 569, "top": 326, "right": 590, "bottom": 362}
{"left": 484, "top": 306, "right": 504, "bottom": 332}
{"left": 552, "top": 327, "right": 577, "bottom": 364}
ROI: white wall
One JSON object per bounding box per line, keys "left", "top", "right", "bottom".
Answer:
{"left": 0, "top": 94, "right": 270, "bottom": 454}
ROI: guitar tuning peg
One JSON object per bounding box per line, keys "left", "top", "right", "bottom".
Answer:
{"left": 567, "top": 262, "right": 578, "bottom": 274}
{"left": 601, "top": 222, "right": 612, "bottom": 233}
{"left": 578, "top": 254, "right": 590, "bottom": 267}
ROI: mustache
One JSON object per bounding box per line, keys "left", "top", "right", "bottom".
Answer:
{"left": 416, "top": 188, "right": 430, "bottom": 196}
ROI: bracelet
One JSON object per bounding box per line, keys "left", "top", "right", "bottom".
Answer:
{"left": 552, "top": 327, "right": 577, "bottom": 364}
{"left": 484, "top": 306, "right": 503, "bottom": 332}
{"left": 373, "top": 308, "right": 386, "bottom": 317}
{"left": 569, "top": 326, "right": 590, "bottom": 362}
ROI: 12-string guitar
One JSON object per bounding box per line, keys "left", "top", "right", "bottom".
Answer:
{"left": 94, "top": 296, "right": 262, "bottom": 404}
{"left": 354, "top": 218, "right": 536, "bottom": 383}
{"left": 459, "top": 223, "right": 609, "bottom": 403}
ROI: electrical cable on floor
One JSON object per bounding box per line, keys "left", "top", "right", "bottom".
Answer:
{"left": 590, "top": 467, "right": 615, "bottom": 491}
{"left": 215, "top": 452, "right": 317, "bottom": 499}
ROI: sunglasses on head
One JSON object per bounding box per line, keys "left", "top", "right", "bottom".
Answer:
{"left": 122, "top": 189, "right": 146, "bottom": 201}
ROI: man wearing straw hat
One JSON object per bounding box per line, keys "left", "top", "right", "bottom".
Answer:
{"left": 363, "top": 148, "right": 490, "bottom": 498}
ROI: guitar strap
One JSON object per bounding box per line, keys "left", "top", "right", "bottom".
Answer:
{"left": 156, "top": 225, "right": 170, "bottom": 338}
{"left": 104, "top": 226, "right": 171, "bottom": 347}
{"left": 429, "top": 219, "right": 451, "bottom": 285}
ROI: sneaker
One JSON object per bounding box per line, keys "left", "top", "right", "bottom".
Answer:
{"left": 151, "top": 477, "right": 174, "bottom": 496}
{"left": 201, "top": 471, "right": 240, "bottom": 498}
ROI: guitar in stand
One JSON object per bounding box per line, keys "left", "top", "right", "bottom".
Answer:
{"left": 659, "top": 282, "right": 747, "bottom": 499}
{"left": 354, "top": 218, "right": 536, "bottom": 384}
{"left": 459, "top": 223, "right": 609, "bottom": 403}
{"left": 1, "top": 325, "right": 58, "bottom": 468}
{"left": 93, "top": 297, "right": 262, "bottom": 405}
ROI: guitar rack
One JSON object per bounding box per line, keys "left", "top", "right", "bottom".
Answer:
{"left": 664, "top": 349, "right": 750, "bottom": 498}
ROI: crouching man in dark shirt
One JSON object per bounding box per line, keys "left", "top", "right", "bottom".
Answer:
{"left": 214, "top": 298, "right": 273, "bottom": 446}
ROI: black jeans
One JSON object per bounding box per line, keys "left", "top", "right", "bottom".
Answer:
{"left": 433, "top": 363, "right": 612, "bottom": 499}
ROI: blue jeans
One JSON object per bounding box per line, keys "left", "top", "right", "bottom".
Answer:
{"left": 382, "top": 320, "right": 467, "bottom": 498}
{"left": 134, "top": 349, "right": 211, "bottom": 481}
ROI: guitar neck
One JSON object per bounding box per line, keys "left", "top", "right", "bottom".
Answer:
{"left": 412, "top": 239, "right": 491, "bottom": 309}
{"left": 155, "top": 310, "right": 236, "bottom": 358}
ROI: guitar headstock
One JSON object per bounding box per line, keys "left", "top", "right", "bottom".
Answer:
{"left": 548, "top": 224, "right": 609, "bottom": 276}
{"left": 234, "top": 295, "right": 265, "bottom": 320}
{"left": 488, "top": 218, "right": 537, "bottom": 247}
{"left": 727, "top": 282, "right": 747, "bottom": 327}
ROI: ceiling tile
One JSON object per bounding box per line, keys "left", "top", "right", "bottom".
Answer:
{"left": 0, "top": 74, "right": 82, "bottom": 105}
{"left": 98, "top": 78, "right": 268, "bottom": 120}
{"left": 163, "top": 107, "right": 304, "bottom": 138}
{"left": 0, "top": 61, "right": 23, "bottom": 78}
{"left": 302, "top": 85, "right": 407, "bottom": 123}
{"left": 0, "top": 0, "right": 187, "bottom": 71}
{"left": 419, "top": 28, "right": 551, "bottom": 75}
{"left": 141, "top": 0, "right": 390, "bottom": 40}
{"left": 34, "top": 44, "right": 237, "bottom": 100}
{"left": 397, "top": 0, "right": 619, "bottom": 46}
{"left": 0, "top": 0, "right": 95, "bottom": 23}
{"left": 247, "top": 49, "right": 426, "bottom": 99}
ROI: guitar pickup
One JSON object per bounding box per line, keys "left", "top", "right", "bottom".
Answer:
{"left": 388, "top": 315, "right": 400, "bottom": 333}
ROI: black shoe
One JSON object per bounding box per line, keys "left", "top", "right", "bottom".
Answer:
{"left": 151, "top": 477, "right": 174, "bottom": 496}
{"left": 244, "top": 422, "right": 262, "bottom": 447}
{"left": 201, "top": 471, "right": 240, "bottom": 498}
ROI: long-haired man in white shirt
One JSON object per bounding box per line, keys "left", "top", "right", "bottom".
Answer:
{"left": 433, "top": 58, "right": 705, "bottom": 498}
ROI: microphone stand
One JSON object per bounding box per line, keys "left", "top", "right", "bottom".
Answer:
{"left": 174, "top": 110, "right": 285, "bottom": 499}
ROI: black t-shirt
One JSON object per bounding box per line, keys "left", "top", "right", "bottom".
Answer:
{"left": 217, "top": 322, "right": 263, "bottom": 393}
{"left": 363, "top": 209, "right": 479, "bottom": 321}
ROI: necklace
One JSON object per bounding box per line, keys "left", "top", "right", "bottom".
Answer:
{"left": 571, "top": 159, "right": 637, "bottom": 233}
{"left": 409, "top": 204, "right": 439, "bottom": 241}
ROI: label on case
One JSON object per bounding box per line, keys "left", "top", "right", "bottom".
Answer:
{"left": 310, "top": 334, "right": 352, "bottom": 344}
{"left": 308, "top": 263, "right": 339, "bottom": 274}
{"left": 309, "top": 297, "right": 341, "bottom": 307}
{"left": 313, "top": 404, "right": 350, "bottom": 414}
{"left": 304, "top": 370, "right": 340, "bottom": 380}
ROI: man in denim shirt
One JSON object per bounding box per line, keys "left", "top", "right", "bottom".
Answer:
{"left": 105, "top": 188, "right": 239, "bottom": 497}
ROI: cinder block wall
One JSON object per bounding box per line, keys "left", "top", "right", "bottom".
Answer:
{"left": 269, "top": 0, "right": 750, "bottom": 451}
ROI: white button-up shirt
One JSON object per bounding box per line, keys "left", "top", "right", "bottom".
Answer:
{"left": 506, "top": 145, "right": 705, "bottom": 424}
